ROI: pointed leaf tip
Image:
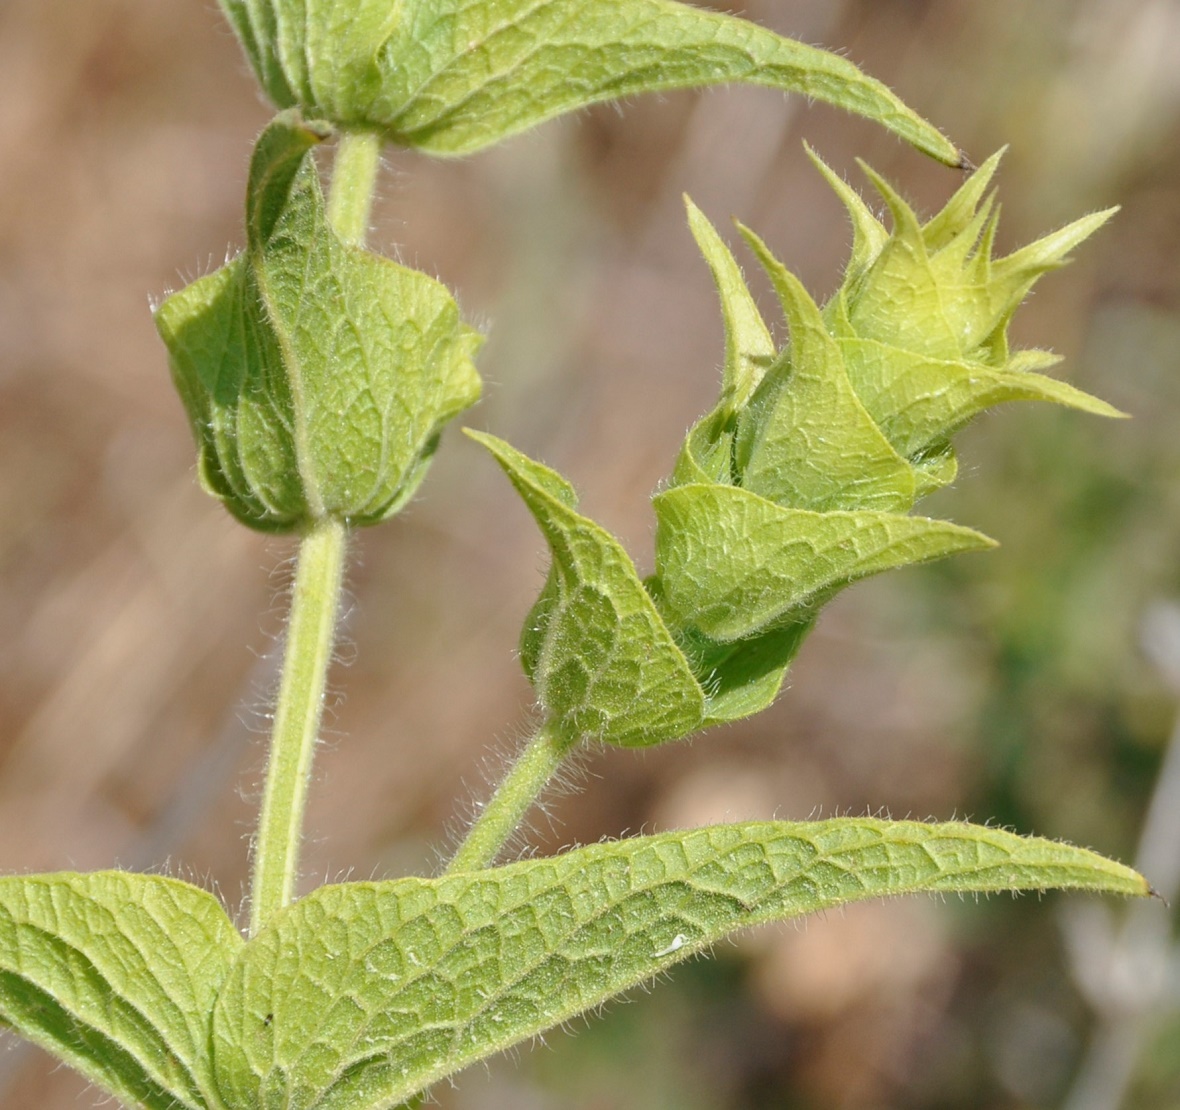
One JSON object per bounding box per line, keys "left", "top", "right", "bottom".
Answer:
{"left": 218, "top": 0, "right": 960, "bottom": 164}
{"left": 471, "top": 431, "right": 705, "bottom": 747}
{"left": 684, "top": 199, "right": 774, "bottom": 408}
{"left": 211, "top": 818, "right": 1146, "bottom": 1108}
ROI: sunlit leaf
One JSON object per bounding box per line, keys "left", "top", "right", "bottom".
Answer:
{"left": 0, "top": 872, "right": 242, "bottom": 1110}
{"left": 654, "top": 482, "right": 993, "bottom": 642}
{"left": 211, "top": 819, "right": 1146, "bottom": 1109}
{"left": 468, "top": 430, "right": 705, "bottom": 747}
{"left": 218, "top": 0, "right": 962, "bottom": 164}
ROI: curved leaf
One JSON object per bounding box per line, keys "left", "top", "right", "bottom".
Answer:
{"left": 676, "top": 618, "right": 813, "bottom": 727}
{"left": 734, "top": 228, "right": 918, "bottom": 512}
{"left": 0, "top": 872, "right": 243, "bottom": 1110}
{"left": 654, "top": 482, "right": 994, "bottom": 642}
{"left": 670, "top": 198, "right": 775, "bottom": 488}
{"left": 211, "top": 819, "right": 1146, "bottom": 1109}
{"left": 218, "top": 0, "right": 961, "bottom": 164}
{"left": 834, "top": 336, "right": 1124, "bottom": 463}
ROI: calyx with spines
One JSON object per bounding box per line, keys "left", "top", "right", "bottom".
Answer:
{"left": 476, "top": 150, "right": 1121, "bottom": 748}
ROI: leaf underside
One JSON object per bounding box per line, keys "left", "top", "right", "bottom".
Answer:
{"left": 0, "top": 872, "right": 243, "bottom": 1110}
{"left": 218, "top": 0, "right": 961, "bottom": 164}
{"left": 211, "top": 819, "right": 1146, "bottom": 1110}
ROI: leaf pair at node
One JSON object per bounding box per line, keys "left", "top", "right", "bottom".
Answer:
{"left": 0, "top": 822, "right": 1147, "bottom": 1109}
{"left": 474, "top": 151, "right": 1121, "bottom": 750}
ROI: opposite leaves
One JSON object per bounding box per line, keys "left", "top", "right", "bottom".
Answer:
{"left": 0, "top": 872, "right": 243, "bottom": 1110}
{"left": 217, "top": 0, "right": 961, "bottom": 165}
{"left": 210, "top": 819, "right": 1147, "bottom": 1110}
{"left": 155, "top": 112, "right": 481, "bottom": 533}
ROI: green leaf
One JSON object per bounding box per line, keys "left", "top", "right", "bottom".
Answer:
{"left": 218, "top": 0, "right": 961, "bottom": 164}
{"left": 210, "top": 819, "right": 1146, "bottom": 1109}
{"left": 833, "top": 337, "right": 1124, "bottom": 464}
{"left": 654, "top": 482, "right": 994, "bottom": 642}
{"left": 0, "top": 871, "right": 243, "bottom": 1110}
{"left": 155, "top": 111, "right": 482, "bottom": 533}
{"left": 468, "top": 430, "right": 705, "bottom": 747}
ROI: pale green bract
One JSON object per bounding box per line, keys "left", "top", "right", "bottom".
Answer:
{"left": 467, "top": 430, "right": 706, "bottom": 747}
{"left": 0, "top": 872, "right": 242, "bottom": 1110}
{"left": 654, "top": 152, "right": 1122, "bottom": 716}
{"left": 210, "top": 819, "right": 1146, "bottom": 1110}
{"left": 216, "top": 0, "right": 962, "bottom": 165}
{"left": 154, "top": 111, "right": 482, "bottom": 532}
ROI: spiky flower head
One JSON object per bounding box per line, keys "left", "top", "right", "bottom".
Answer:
{"left": 651, "top": 151, "right": 1120, "bottom": 710}
{"left": 472, "top": 152, "right": 1121, "bottom": 748}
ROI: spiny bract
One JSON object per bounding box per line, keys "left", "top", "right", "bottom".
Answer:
{"left": 479, "top": 150, "right": 1121, "bottom": 747}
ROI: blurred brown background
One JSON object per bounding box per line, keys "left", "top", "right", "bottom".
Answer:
{"left": 2, "top": 1, "right": 1179, "bottom": 1107}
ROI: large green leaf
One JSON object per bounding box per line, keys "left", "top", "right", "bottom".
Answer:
{"left": 211, "top": 819, "right": 1146, "bottom": 1109}
{"left": 468, "top": 430, "right": 705, "bottom": 747}
{"left": 0, "top": 872, "right": 243, "bottom": 1110}
{"left": 155, "top": 112, "right": 482, "bottom": 532}
{"left": 217, "top": 0, "right": 962, "bottom": 164}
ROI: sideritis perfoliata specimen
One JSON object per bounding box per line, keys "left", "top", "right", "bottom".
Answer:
{"left": 0, "top": 2, "right": 1149, "bottom": 1109}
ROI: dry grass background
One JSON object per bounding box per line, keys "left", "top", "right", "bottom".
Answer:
{"left": 1, "top": 1, "right": 1179, "bottom": 1106}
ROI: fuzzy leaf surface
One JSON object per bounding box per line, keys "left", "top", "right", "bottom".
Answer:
{"left": 734, "top": 231, "right": 917, "bottom": 512}
{"left": 654, "top": 483, "right": 994, "bottom": 641}
{"left": 210, "top": 819, "right": 1146, "bottom": 1109}
{"left": 0, "top": 872, "right": 243, "bottom": 1110}
{"left": 155, "top": 112, "right": 481, "bottom": 532}
{"left": 217, "top": 0, "right": 961, "bottom": 163}
{"left": 675, "top": 619, "right": 813, "bottom": 726}
{"left": 468, "top": 430, "right": 705, "bottom": 747}
{"left": 833, "top": 336, "right": 1124, "bottom": 461}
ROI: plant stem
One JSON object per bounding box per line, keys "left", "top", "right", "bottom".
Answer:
{"left": 248, "top": 130, "right": 383, "bottom": 937}
{"left": 446, "top": 722, "right": 576, "bottom": 872}
{"left": 326, "top": 128, "right": 381, "bottom": 245}
{"left": 250, "top": 515, "right": 347, "bottom": 936}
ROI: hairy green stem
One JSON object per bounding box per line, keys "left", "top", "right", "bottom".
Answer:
{"left": 326, "top": 128, "right": 381, "bottom": 245}
{"left": 250, "top": 515, "right": 348, "bottom": 935}
{"left": 447, "top": 722, "right": 577, "bottom": 872}
{"left": 248, "top": 130, "right": 383, "bottom": 936}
